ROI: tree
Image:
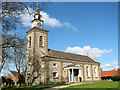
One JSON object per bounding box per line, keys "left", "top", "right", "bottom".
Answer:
{"left": 12, "top": 33, "right": 26, "bottom": 85}
{"left": 0, "top": 1, "right": 48, "bottom": 73}
{"left": 100, "top": 68, "right": 103, "bottom": 72}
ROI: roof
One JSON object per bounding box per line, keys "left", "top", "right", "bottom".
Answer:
{"left": 26, "top": 27, "right": 49, "bottom": 34}
{"left": 47, "top": 49, "right": 99, "bottom": 63}
{"left": 101, "top": 69, "right": 120, "bottom": 77}
{"left": 10, "top": 71, "right": 18, "bottom": 76}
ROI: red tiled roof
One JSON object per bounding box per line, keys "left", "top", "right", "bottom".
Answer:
{"left": 101, "top": 69, "right": 120, "bottom": 77}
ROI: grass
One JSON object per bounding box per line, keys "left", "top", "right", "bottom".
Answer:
{"left": 60, "top": 81, "right": 120, "bottom": 90}
{"left": 2, "top": 81, "right": 120, "bottom": 90}
{"left": 2, "top": 83, "right": 68, "bottom": 89}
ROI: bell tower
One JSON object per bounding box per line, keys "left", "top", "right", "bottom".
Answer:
{"left": 25, "top": 3, "right": 48, "bottom": 85}
{"left": 32, "top": 3, "right": 43, "bottom": 29}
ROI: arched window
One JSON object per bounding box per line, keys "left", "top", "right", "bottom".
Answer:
{"left": 94, "top": 67, "right": 97, "bottom": 77}
{"left": 86, "top": 66, "right": 90, "bottom": 77}
{"left": 29, "top": 36, "right": 31, "bottom": 47}
{"left": 28, "top": 64, "right": 31, "bottom": 74}
{"left": 39, "top": 36, "right": 43, "bottom": 47}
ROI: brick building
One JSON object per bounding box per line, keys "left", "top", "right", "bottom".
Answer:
{"left": 4, "top": 69, "right": 18, "bottom": 85}
{"left": 101, "top": 69, "right": 120, "bottom": 80}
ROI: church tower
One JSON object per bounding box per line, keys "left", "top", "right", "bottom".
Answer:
{"left": 25, "top": 3, "right": 48, "bottom": 85}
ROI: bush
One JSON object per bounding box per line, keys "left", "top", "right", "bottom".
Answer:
{"left": 6, "top": 79, "right": 14, "bottom": 86}
{"left": 111, "top": 75, "right": 120, "bottom": 81}
{"left": 17, "top": 75, "right": 25, "bottom": 84}
{"left": 2, "top": 76, "right": 6, "bottom": 84}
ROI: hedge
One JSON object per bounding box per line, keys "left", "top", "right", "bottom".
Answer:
{"left": 111, "top": 75, "right": 120, "bottom": 81}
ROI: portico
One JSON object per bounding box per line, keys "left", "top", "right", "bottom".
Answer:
{"left": 64, "top": 64, "right": 83, "bottom": 82}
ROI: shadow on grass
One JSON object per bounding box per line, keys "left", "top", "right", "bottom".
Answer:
{"left": 2, "top": 83, "right": 68, "bottom": 90}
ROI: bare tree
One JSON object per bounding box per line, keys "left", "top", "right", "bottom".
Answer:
{"left": 25, "top": 52, "right": 44, "bottom": 85}
{"left": 0, "top": 1, "right": 49, "bottom": 73}
{"left": 12, "top": 33, "right": 26, "bottom": 85}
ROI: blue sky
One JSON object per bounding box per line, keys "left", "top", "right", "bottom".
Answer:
{"left": 2, "top": 2, "right": 118, "bottom": 75}
{"left": 40, "top": 2, "right": 118, "bottom": 71}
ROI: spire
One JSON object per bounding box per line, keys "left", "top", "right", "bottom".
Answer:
{"left": 35, "top": 3, "right": 40, "bottom": 15}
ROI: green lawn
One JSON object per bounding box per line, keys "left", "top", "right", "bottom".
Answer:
{"left": 2, "top": 81, "right": 120, "bottom": 90}
{"left": 2, "top": 83, "right": 68, "bottom": 89}
{"left": 61, "top": 81, "right": 119, "bottom": 90}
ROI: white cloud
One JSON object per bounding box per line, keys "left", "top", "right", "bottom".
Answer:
{"left": 64, "top": 22, "right": 78, "bottom": 32}
{"left": 20, "top": 8, "right": 77, "bottom": 31}
{"left": 20, "top": 8, "right": 33, "bottom": 26}
{"left": 65, "top": 46, "right": 112, "bottom": 58}
{"left": 40, "top": 11, "right": 63, "bottom": 27}
{"left": 0, "top": 73, "right": 4, "bottom": 77}
{"left": 101, "top": 62, "right": 119, "bottom": 69}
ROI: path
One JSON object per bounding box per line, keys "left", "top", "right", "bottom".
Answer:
{"left": 43, "top": 82, "right": 90, "bottom": 90}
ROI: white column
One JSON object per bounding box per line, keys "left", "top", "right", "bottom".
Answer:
{"left": 72, "top": 69, "right": 74, "bottom": 82}
{"left": 69, "top": 69, "right": 71, "bottom": 82}
{"left": 78, "top": 69, "right": 80, "bottom": 82}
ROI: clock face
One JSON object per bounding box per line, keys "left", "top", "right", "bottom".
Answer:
{"left": 37, "top": 22, "right": 41, "bottom": 26}
{"left": 35, "top": 15, "right": 39, "bottom": 19}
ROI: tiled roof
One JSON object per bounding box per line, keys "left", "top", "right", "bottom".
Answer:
{"left": 10, "top": 71, "right": 18, "bottom": 76}
{"left": 101, "top": 69, "right": 120, "bottom": 77}
{"left": 47, "top": 49, "right": 99, "bottom": 63}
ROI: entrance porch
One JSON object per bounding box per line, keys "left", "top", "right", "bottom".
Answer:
{"left": 64, "top": 64, "right": 83, "bottom": 82}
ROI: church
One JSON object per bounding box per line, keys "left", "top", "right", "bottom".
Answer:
{"left": 25, "top": 3, "right": 101, "bottom": 85}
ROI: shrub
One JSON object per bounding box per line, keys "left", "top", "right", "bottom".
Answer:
{"left": 2, "top": 77, "right": 14, "bottom": 86}
{"left": 6, "top": 79, "right": 14, "bottom": 86}
{"left": 2, "top": 76, "right": 6, "bottom": 84}
{"left": 17, "top": 75, "right": 25, "bottom": 84}
{"left": 111, "top": 75, "right": 120, "bottom": 81}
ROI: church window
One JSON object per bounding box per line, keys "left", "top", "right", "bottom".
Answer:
{"left": 53, "top": 72, "right": 58, "bottom": 78}
{"left": 94, "top": 67, "right": 97, "bottom": 77}
{"left": 53, "top": 63, "right": 57, "bottom": 67}
{"left": 86, "top": 66, "right": 90, "bottom": 77}
{"left": 29, "top": 36, "right": 31, "bottom": 47}
{"left": 39, "top": 36, "right": 43, "bottom": 47}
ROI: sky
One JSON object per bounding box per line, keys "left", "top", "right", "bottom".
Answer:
{"left": 1, "top": 2, "right": 118, "bottom": 76}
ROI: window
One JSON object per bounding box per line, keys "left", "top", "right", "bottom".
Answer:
{"left": 6, "top": 73, "right": 10, "bottom": 76}
{"left": 28, "top": 64, "right": 31, "bottom": 74}
{"left": 53, "top": 72, "right": 58, "bottom": 78}
{"left": 39, "top": 36, "right": 43, "bottom": 47}
{"left": 94, "top": 67, "right": 97, "bottom": 77}
{"left": 29, "top": 36, "right": 31, "bottom": 47}
{"left": 53, "top": 63, "right": 57, "bottom": 67}
{"left": 86, "top": 66, "right": 90, "bottom": 77}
